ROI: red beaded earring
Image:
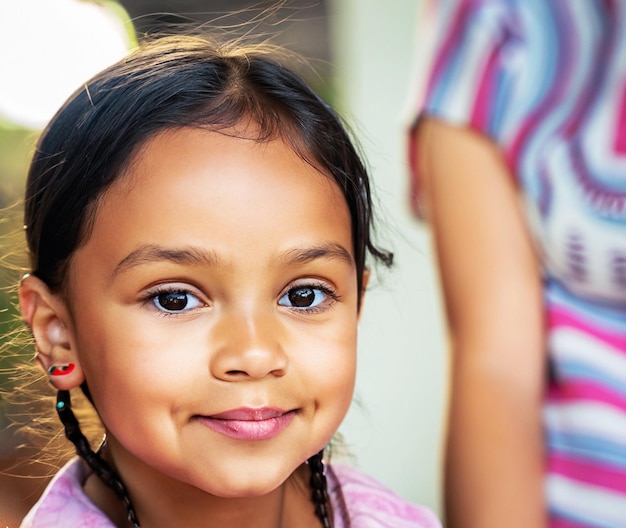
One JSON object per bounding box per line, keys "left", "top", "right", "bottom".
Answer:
{"left": 47, "top": 363, "right": 75, "bottom": 376}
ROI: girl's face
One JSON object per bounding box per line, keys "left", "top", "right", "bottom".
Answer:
{"left": 63, "top": 127, "right": 359, "bottom": 498}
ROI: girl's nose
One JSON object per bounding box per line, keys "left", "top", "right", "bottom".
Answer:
{"left": 209, "top": 309, "right": 288, "bottom": 381}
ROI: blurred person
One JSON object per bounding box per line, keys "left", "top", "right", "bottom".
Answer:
{"left": 409, "top": 1, "right": 626, "bottom": 527}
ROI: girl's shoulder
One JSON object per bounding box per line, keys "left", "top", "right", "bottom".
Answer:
{"left": 327, "top": 463, "right": 441, "bottom": 528}
{"left": 20, "top": 458, "right": 441, "bottom": 528}
{"left": 20, "top": 457, "right": 113, "bottom": 528}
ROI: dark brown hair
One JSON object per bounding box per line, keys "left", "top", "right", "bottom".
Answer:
{"left": 24, "top": 36, "right": 391, "bottom": 299}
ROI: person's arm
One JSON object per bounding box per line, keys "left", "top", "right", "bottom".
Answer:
{"left": 416, "top": 118, "right": 546, "bottom": 527}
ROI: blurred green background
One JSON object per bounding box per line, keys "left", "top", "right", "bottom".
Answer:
{"left": 0, "top": 125, "right": 36, "bottom": 370}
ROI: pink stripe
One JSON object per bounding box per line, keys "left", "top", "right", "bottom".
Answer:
{"left": 614, "top": 82, "right": 626, "bottom": 154}
{"left": 469, "top": 41, "right": 500, "bottom": 131}
{"left": 549, "top": 453, "right": 626, "bottom": 494}
{"left": 426, "top": 1, "right": 479, "bottom": 103}
{"left": 506, "top": 3, "right": 570, "bottom": 171}
{"left": 554, "top": 5, "right": 591, "bottom": 138}
{"left": 548, "top": 307, "right": 626, "bottom": 350}
{"left": 547, "top": 379, "right": 626, "bottom": 412}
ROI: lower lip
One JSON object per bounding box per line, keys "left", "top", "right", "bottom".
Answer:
{"left": 196, "top": 411, "right": 296, "bottom": 441}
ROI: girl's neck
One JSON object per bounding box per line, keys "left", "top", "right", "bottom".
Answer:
{"left": 84, "top": 460, "right": 324, "bottom": 528}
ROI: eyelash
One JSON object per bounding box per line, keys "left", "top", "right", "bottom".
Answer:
{"left": 279, "top": 281, "right": 340, "bottom": 314}
{"left": 143, "top": 285, "right": 205, "bottom": 317}
{"left": 141, "top": 281, "right": 340, "bottom": 316}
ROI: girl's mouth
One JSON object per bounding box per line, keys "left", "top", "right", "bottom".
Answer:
{"left": 195, "top": 407, "right": 297, "bottom": 441}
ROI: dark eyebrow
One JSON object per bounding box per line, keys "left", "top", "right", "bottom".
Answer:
{"left": 280, "top": 243, "right": 355, "bottom": 267}
{"left": 110, "top": 242, "right": 354, "bottom": 282}
{"left": 111, "top": 244, "right": 219, "bottom": 280}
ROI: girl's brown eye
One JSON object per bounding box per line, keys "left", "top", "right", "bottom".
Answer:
{"left": 156, "top": 292, "right": 189, "bottom": 311}
{"left": 288, "top": 287, "right": 316, "bottom": 307}
{"left": 150, "top": 289, "right": 203, "bottom": 313}
{"left": 279, "top": 284, "right": 336, "bottom": 311}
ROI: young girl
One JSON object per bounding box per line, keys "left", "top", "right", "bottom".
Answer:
{"left": 14, "top": 36, "right": 440, "bottom": 527}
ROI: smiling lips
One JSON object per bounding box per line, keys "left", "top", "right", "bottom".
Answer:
{"left": 197, "top": 407, "right": 296, "bottom": 441}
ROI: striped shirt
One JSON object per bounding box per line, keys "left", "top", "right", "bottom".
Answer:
{"left": 409, "top": 1, "right": 626, "bottom": 526}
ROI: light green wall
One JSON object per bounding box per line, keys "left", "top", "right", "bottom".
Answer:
{"left": 329, "top": 0, "right": 447, "bottom": 515}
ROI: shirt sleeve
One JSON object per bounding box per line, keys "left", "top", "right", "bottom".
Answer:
{"left": 407, "top": 0, "right": 520, "bottom": 218}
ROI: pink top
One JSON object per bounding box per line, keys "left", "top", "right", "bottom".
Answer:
{"left": 21, "top": 458, "right": 440, "bottom": 527}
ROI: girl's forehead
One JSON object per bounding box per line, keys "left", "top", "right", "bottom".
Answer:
{"left": 115, "top": 125, "right": 332, "bottom": 193}
{"left": 113, "top": 128, "right": 342, "bottom": 208}
{"left": 72, "top": 127, "right": 354, "bottom": 278}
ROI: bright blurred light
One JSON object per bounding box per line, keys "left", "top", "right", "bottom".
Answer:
{"left": 0, "top": 0, "right": 134, "bottom": 129}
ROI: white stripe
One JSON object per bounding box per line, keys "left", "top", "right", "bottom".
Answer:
{"left": 445, "top": 3, "right": 505, "bottom": 124}
{"left": 551, "top": 327, "right": 626, "bottom": 380}
{"left": 583, "top": 1, "right": 626, "bottom": 175}
{"left": 544, "top": 402, "right": 626, "bottom": 446}
{"left": 547, "top": 474, "right": 626, "bottom": 527}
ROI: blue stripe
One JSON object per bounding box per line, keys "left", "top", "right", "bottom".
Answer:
{"left": 546, "top": 280, "right": 626, "bottom": 325}
{"left": 549, "top": 503, "right": 623, "bottom": 528}
{"left": 547, "top": 430, "right": 626, "bottom": 468}
{"left": 557, "top": 361, "right": 626, "bottom": 400}
{"left": 427, "top": 9, "right": 475, "bottom": 115}
{"left": 488, "top": 66, "right": 510, "bottom": 136}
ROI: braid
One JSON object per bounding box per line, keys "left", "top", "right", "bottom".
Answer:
{"left": 56, "top": 390, "right": 141, "bottom": 528}
{"left": 308, "top": 449, "right": 332, "bottom": 528}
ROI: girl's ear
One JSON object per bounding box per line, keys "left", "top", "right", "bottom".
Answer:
{"left": 19, "top": 274, "right": 85, "bottom": 391}
{"left": 357, "top": 269, "right": 370, "bottom": 320}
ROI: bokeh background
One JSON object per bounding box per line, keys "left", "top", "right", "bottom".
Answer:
{"left": 0, "top": 0, "right": 447, "bottom": 516}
